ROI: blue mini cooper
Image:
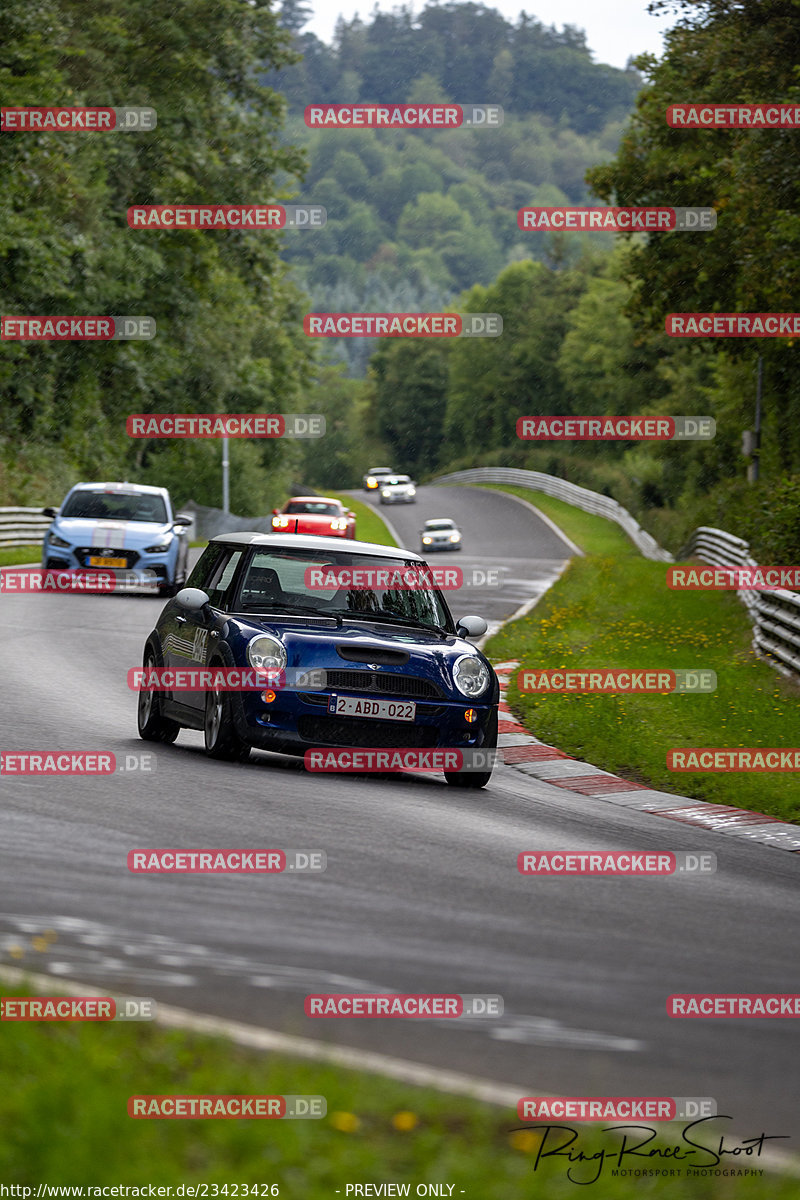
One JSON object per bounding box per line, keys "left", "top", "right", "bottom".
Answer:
{"left": 137, "top": 533, "right": 499, "bottom": 788}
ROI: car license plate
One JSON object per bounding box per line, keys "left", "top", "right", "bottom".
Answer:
{"left": 328, "top": 693, "right": 416, "bottom": 722}
{"left": 88, "top": 556, "right": 126, "bottom": 568}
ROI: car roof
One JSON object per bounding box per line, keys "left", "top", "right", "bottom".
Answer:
{"left": 285, "top": 496, "right": 341, "bottom": 504}
{"left": 367, "top": 466, "right": 392, "bottom": 471}
{"left": 70, "top": 481, "right": 167, "bottom": 496}
{"left": 424, "top": 518, "right": 456, "bottom": 525}
{"left": 210, "top": 532, "right": 425, "bottom": 560}
{"left": 385, "top": 475, "right": 410, "bottom": 482}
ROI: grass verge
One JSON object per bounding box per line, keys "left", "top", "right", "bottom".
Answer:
{"left": 0, "top": 985, "right": 794, "bottom": 1194}
{"left": 0, "top": 545, "right": 41, "bottom": 567}
{"left": 324, "top": 491, "right": 399, "bottom": 547}
{"left": 481, "top": 485, "right": 800, "bottom": 824}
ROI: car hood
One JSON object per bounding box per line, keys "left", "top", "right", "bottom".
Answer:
{"left": 50, "top": 517, "right": 175, "bottom": 545}
{"left": 225, "top": 616, "right": 495, "bottom": 696}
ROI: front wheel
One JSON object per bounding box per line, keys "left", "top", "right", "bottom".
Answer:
{"left": 204, "top": 687, "right": 251, "bottom": 762}
{"left": 137, "top": 650, "right": 180, "bottom": 743}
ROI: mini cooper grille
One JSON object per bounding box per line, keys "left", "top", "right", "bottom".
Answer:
{"left": 298, "top": 716, "right": 438, "bottom": 748}
{"left": 323, "top": 669, "right": 442, "bottom": 699}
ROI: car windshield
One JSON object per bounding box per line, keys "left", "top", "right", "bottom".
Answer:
{"left": 426, "top": 521, "right": 455, "bottom": 531}
{"left": 386, "top": 476, "right": 410, "bottom": 485}
{"left": 284, "top": 501, "right": 340, "bottom": 515}
{"left": 234, "top": 548, "right": 453, "bottom": 632}
{"left": 61, "top": 491, "right": 167, "bottom": 523}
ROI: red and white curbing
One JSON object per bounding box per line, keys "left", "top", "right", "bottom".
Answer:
{"left": 492, "top": 660, "right": 800, "bottom": 853}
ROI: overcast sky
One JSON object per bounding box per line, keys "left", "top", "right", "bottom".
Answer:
{"left": 304, "top": 0, "right": 678, "bottom": 70}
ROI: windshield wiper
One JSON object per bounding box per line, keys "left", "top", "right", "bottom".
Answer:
{"left": 338, "top": 610, "right": 450, "bottom": 637}
{"left": 237, "top": 601, "right": 343, "bottom": 625}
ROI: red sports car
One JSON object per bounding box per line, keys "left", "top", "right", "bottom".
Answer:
{"left": 271, "top": 496, "right": 357, "bottom": 539}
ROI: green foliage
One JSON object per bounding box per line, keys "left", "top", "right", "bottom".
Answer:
{"left": 0, "top": 0, "right": 313, "bottom": 505}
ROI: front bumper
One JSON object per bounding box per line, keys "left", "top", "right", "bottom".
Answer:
{"left": 231, "top": 689, "right": 496, "bottom": 756}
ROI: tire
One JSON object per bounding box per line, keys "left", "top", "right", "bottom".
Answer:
{"left": 444, "top": 708, "right": 498, "bottom": 789}
{"left": 204, "top": 685, "right": 251, "bottom": 762}
{"left": 137, "top": 648, "right": 180, "bottom": 743}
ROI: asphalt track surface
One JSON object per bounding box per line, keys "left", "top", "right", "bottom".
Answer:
{"left": 1, "top": 484, "right": 799, "bottom": 1139}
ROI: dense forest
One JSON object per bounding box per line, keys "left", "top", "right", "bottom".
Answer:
{"left": 2, "top": 0, "right": 799, "bottom": 560}
{"left": 294, "top": 0, "right": 800, "bottom": 558}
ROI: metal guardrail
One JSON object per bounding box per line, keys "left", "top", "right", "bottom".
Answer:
{"left": 0, "top": 507, "right": 51, "bottom": 549}
{"left": 431, "top": 467, "right": 673, "bottom": 561}
{"left": 681, "top": 526, "right": 800, "bottom": 683}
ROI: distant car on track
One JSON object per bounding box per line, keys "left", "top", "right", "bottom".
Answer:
{"left": 379, "top": 475, "right": 417, "bottom": 505}
{"left": 363, "top": 466, "right": 394, "bottom": 491}
{"left": 271, "top": 497, "right": 356, "bottom": 539}
{"left": 137, "top": 532, "right": 498, "bottom": 787}
{"left": 41, "top": 481, "right": 192, "bottom": 596}
{"left": 420, "top": 518, "right": 462, "bottom": 552}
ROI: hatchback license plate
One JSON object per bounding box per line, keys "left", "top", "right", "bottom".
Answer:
{"left": 328, "top": 693, "right": 416, "bottom": 722}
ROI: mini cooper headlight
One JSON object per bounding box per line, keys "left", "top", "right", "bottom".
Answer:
{"left": 330, "top": 518, "right": 348, "bottom": 531}
{"left": 247, "top": 634, "right": 287, "bottom": 674}
{"left": 272, "top": 515, "right": 291, "bottom": 529}
{"left": 48, "top": 534, "right": 71, "bottom": 549}
{"left": 366, "top": 476, "right": 377, "bottom": 487}
{"left": 452, "top": 654, "right": 490, "bottom": 698}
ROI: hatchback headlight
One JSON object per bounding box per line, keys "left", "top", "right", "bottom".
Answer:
{"left": 422, "top": 536, "right": 433, "bottom": 544}
{"left": 48, "top": 533, "right": 71, "bottom": 549}
{"left": 272, "top": 515, "right": 291, "bottom": 528}
{"left": 330, "top": 518, "right": 348, "bottom": 531}
{"left": 452, "top": 654, "right": 490, "bottom": 697}
{"left": 366, "top": 476, "right": 377, "bottom": 487}
{"left": 247, "top": 635, "right": 287, "bottom": 674}
{"left": 449, "top": 533, "right": 461, "bottom": 542}
{"left": 144, "top": 540, "right": 172, "bottom": 553}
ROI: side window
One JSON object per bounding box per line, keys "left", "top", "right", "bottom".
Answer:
{"left": 185, "top": 543, "right": 225, "bottom": 591}
{"left": 205, "top": 549, "right": 244, "bottom": 610}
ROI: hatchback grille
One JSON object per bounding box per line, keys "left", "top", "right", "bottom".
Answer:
{"left": 75, "top": 546, "right": 140, "bottom": 568}
{"left": 323, "top": 669, "right": 442, "bottom": 699}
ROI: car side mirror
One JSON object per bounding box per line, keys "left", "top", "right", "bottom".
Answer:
{"left": 347, "top": 511, "right": 356, "bottom": 519}
{"left": 272, "top": 508, "right": 280, "bottom": 515}
{"left": 175, "top": 587, "right": 210, "bottom": 611}
{"left": 456, "top": 615, "right": 487, "bottom": 638}
{"left": 173, "top": 514, "right": 193, "bottom": 527}
{"left": 42, "top": 506, "right": 58, "bottom": 518}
